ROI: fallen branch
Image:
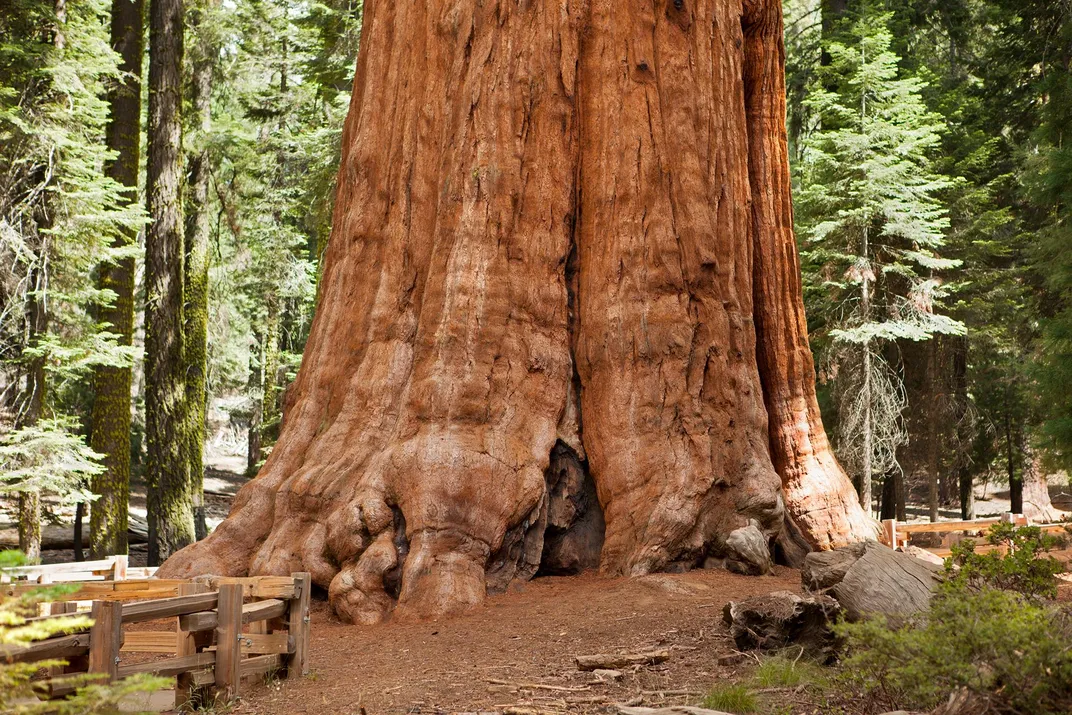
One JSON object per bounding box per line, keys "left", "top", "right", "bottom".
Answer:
{"left": 575, "top": 649, "right": 670, "bottom": 671}
{"left": 487, "top": 678, "right": 591, "bottom": 693}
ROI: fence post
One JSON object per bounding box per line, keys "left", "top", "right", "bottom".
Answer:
{"left": 175, "top": 582, "right": 210, "bottom": 709}
{"left": 286, "top": 572, "right": 311, "bottom": 679}
{"left": 214, "top": 583, "right": 243, "bottom": 701}
{"left": 88, "top": 600, "right": 123, "bottom": 681}
{"left": 48, "top": 599, "right": 79, "bottom": 677}
{"left": 111, "top": 554, "right": 128, "bottom": 581}
{"left": 881, "top": 519, "right": 897, "bottom": 548}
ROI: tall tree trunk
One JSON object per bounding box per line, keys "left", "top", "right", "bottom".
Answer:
{"left": 1005, "top": 409, "right": 1022, "bottom": 515}
{"left": 145, "top": 0, "right": 193, "bottom": 565}
{"left": 927, "top": 337, "right": 939, "bottom": 521}
{"left": 1020, "top": 438, "right": 1060, "bottom": 522}
{"left": 15, "top": 0, "right": 72, "bottom": 563}
{"left": 246, "top": 328, "right": 264, "bottom": 476}
{"left": 161, "top": 0, "right": 877, "bottom": 621}
{"left": 185, "top": 1, "right": 214, "bottom": 542}
{"left": 951, "top": 337, "right": 974, "bottom": 520}
{"left": 260, "top": 297, "right": 282, "bottom": 448}
{"left": 89, "top": 0, "right": 144, "bottom": 559}
{"left": 73, "top": 502, "right": 84, "bottom": 560}
{"left": 17, "top": 247, "right": 47, "bottom": 562}
{"left": 879, "top": 472, "right": 895, "bottom": 520}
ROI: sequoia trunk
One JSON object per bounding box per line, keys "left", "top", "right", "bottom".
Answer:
{"left": 161, "top": 0, "right": 876, "bottom": 621}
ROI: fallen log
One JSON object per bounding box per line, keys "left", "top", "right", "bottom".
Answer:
{"left": 0, "top": 515, "right": 149, "bottom": 550}
{"left": 575, "top": 649, "right": 670, "bottom": 671}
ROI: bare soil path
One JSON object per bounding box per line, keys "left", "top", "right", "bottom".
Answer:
{"left": 234, "top": 567, "right": 801, "bottom": 715}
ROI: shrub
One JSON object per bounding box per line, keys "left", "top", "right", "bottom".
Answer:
{"left": 945, "top": 523, "right": 1064, "bottom": 599}
{"left": 835, "top": 581, "right": 1072, "bottom": 714}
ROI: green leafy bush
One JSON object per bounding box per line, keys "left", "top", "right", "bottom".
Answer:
{"left": 945, "top": 523, "right": 1064, "bottom": 599}
{"left": 835, "top": 526, "right": 1072, "bottom": 714}
{"left": 835, "top": 582, "right": 1072, "bottom": 714}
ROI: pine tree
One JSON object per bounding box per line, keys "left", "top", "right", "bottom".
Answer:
{"left": 1, "top": 0, "right": 143, "bottom": 557}
{"left": 183, "top": 0, "right": 219, "bottom": 541}
{"left": 795, "top": 8, "right": 965, "bottom": 514}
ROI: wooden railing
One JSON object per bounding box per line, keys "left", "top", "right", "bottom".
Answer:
{"left": 1, "top": 572, "right": 311, "bottom": 707}
{"left": 0, "top": 554, "right": 158, "bottom": 585}
{"left": 881, "top": 512, "right": 1070, "bottom": 556}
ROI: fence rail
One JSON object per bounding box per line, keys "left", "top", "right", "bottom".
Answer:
{"left": 0, "top": 554, "right": 154, "bottom": 585}
{"left": 880, "top": 512, "right": 1070, "bottom": 554}
{"left": 1, "top": 570, "right": 311, "bottom": 708}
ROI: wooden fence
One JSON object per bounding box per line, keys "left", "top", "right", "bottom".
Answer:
{"left": 1, "top": 571, "right": 311, "bottom": 708}
{"left": 880, "top": 512, "right": 1070, "bottom": 556}
{"left": 0, "top": 554, "right": 157, "bottom": 585}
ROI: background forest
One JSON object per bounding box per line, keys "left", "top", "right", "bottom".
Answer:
{"left": 0, "top": 0, "right": 1069, "bottom": 563}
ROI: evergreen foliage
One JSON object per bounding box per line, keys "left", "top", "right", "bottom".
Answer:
{"left": 0, "top": 550, "right": 167, "bottom": 713}
{"left": 795, "top": 6, "right": 964, "bottom": 505}
{"left": 0, "top": 0, "right": 142, "bottom": 538}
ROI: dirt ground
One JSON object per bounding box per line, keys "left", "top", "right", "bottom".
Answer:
{"left": 231, "top": 567, "right": 801, "bottom": 715}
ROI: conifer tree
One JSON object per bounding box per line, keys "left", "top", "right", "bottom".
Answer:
{"left": 1, "top": 0, "right": 143, "bottom": 555}
{"left": 184, "top": 0, "right": 219, "bottom": 541}
{"left": 795, "top": 8, "right": 965, "bottom": 513}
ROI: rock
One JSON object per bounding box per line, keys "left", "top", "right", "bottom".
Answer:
{"left": 616, "top": 708, "right": 734, "bottom": 715}
{"left": 803, "top": 541, "right": 942, "bottom": 623}
{"left": 593, "top": 669, "right": 623, "bottom": 681}
{"left": 722, "top": 590, "right": 841, "bottom": 656}
{"left": 717, "top": 653, "right": 747, "bottom": 666}
{"left": 724, "top": 523, "right": 773, "bottom": 575}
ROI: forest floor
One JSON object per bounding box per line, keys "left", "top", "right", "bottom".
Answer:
{"left": 233, "top": 567, "right": 805, "bottom": 715}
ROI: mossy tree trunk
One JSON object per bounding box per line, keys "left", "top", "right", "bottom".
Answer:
{"left": 162, "top": 0, "right": 877, "bottom": 621}
{"left": 145, "top": 0, "right": 194, "bottom": 564}
{"left": 17, "top": 216, "right": 47, "bottom": 562}
{"left": 184, "top": 0, "right": 214, "bottom": 542}
{"left": 89, "top": 0, "right": 145, "bottom": 559}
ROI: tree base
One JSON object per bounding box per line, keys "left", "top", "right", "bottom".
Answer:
{"left": 159, "top": 0, "right": 877, "bottom": 621}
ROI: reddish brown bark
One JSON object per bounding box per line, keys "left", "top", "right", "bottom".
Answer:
{"left": 160, "top": 0, "right": 876, "bottom": 621}
{"left": 742, "top": 0, "right": 878, "bottom": 551}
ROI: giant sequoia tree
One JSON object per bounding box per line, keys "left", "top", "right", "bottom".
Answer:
{"left": 161, "top": 0, "right": 877, "bottom": 622}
